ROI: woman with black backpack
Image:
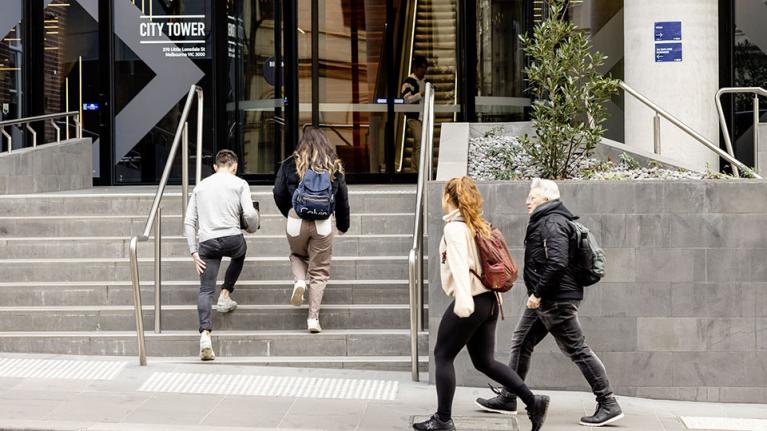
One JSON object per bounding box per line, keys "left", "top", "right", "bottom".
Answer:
{"left": 412, "top": 176, "right": 549, "bottom": 431}
{"left": 273, "top": 128, "right": 350, "bottom": 333}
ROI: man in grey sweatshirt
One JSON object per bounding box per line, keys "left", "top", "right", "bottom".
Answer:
{"left": 184, "top": 149, "right": 259, "bottom": 361}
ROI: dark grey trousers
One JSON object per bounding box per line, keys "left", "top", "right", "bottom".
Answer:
{"left": 197, "top": 234, "right": 247, "bottom": 333}
{"left": 505, "top": 299, "right": 614, "bottom": 402}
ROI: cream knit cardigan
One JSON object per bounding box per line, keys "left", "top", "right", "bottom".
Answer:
{"left": 439, "top": 209, "right": 489, "bottom": 317}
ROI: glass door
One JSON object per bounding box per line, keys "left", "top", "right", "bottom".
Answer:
{"left": 230, "top": 0, "right": 285, "bottom": 177}
{"left": 297, "top": 0, "right": 392, "bottom": 176}
{"left": 42, "top": 0, "right": 102, "bottom": 176}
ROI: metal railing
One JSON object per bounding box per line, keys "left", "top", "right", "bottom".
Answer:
{"left": 715, "top": 87, "right": 767, "bottom": 176}
{"left": 620, "top": 81, "right": 760, "bottom": 179}
{"left": 0, "top": 111, "right": 82, "bottom": 153}
{"left": 407, "top": 82, "right": 435, "bottom": 382}
{"left": 129, "top": 85, "right": 204, "bottom": 366}
{"left": 396, "top": 0, "right": 420, "bottom": 173}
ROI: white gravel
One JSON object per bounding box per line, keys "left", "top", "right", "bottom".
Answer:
{"left": 467, "top": 133, "right": 723, "bottom": 181}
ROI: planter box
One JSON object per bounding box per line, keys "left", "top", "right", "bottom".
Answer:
{"left": 426, "top": 180, "right": 767, "bottom": 403}
{"left": 0, "top": 138, "right": 92, "bottom": 194}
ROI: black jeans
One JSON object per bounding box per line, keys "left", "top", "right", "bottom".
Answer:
{"left": 505, "top": 299, "right": 613, "bottom": 402}
{"left": 434, "top": 292, "right": 535, "bottom": 421}
{"left": 197, "top": 234, "right": 247, "bottom": 333}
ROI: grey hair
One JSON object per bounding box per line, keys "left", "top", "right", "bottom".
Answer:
{"left": 530, "top": 178, "right": 560, "bottom": 201}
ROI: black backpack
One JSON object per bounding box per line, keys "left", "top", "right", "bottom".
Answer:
{"left": 568, "top": 221, "right": 606, "bottom": 287}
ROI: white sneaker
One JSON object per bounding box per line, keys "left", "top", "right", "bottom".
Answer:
{"left": 200, "top": 331, "right": 215, "bottom": 361}
{"left": 291, "top": 280, "right": 306, "bottom": 306}
{"left": 307, "top": 318, "right": 322, "bottom": 333}
{"left": 217, "top": 295, "right": 237, "bottom": 313}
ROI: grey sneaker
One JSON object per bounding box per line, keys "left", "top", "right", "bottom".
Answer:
{"left": 200, "top": 331, "right": 215, "bottom": 361}
{"left": 217, "top": 295, "right": 237, "bottom": 313}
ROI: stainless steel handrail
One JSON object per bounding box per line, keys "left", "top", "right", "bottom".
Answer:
{"left": 408, "top": 82, "right": 435, "bottom": 382}
{"left": 0, "top": 111, "right": 81, "bottom": 153}
{"left": 396, "top": 0, "right": 420, "bottom": 173}
{"left": 620, "top": 81, "right": 760, "bottom": 179}
{"left": 715, "top": 87, "right": 767, "bottom": 175}
{"left": 128, "top": 84, "right": 204, "bottom": 366}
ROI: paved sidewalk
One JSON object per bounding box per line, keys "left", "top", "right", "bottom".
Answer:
{"left": 0, "top": 354, "right": 765, "bottom": 431}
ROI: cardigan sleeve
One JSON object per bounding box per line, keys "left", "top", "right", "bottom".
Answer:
{"left": 444, "top": 223, "right": 475, "bottom": 318}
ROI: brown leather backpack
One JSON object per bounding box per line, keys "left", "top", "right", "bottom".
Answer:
{"left": 470, "top": 226, "right": 518, "bottom": 293}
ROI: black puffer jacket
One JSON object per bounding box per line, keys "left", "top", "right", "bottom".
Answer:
{"left": 524, "top": 200, "right": 582, "bottom": 301}
{"left": 272, "top": 156, "right": 351, "bottom": 233}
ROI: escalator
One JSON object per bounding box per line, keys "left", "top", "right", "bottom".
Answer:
{"left": 395, "top": 0, "right": 459, "bottom": 173}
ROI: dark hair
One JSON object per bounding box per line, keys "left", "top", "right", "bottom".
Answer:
{"left": 412, "top": 56, "right": 428, "bottom": 70}
{"left": 215, "top": 149, "right": 238, "bottom": 166}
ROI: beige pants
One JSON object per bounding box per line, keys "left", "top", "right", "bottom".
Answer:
{"left": 286, "top": 209, "right": 334, "bottom": 320}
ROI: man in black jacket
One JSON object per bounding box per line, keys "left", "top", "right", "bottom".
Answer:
{"left": 476, "top": 179, "right": 623, "bottom": 427}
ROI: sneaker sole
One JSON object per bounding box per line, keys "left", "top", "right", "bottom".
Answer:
{"left": 309, "top": 328, "right": 322, "bottom": 334}
{"left": 474, "top": 400, "right": 517, "bottom": 415}
{"left": 200, "top": 348, "right": 215, "bottom": 361}
{"left": 291, "top": 285, "right": 306, "bottom": 306}
{"left": 217, "top": 303, "right": 237, "bottom": 313}
{"left": 579, "top": 413, "right": 625, "bottom": 427}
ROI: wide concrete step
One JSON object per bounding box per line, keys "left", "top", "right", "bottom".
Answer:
{"left": 0, "top": 280, "right": 424, "bottom": 307}
{"left": 0, "top": 330, "right": 429, "bottom": 361}
{"left": 0, "top": 213, "right": 415, "bottom": 236}
{"left": 0, "top": 188, "right": 416, "bottom": 217}
{"left": 0, "top": 304, "right": 425, "bottom": 331}
{"left": 0, "top": 256, "right": 415, "bottom": 282}
{"left": 0, "top": 234, "right": 414, "bottom": 258}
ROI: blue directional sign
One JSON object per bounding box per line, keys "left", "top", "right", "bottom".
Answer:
{"left": 655, "top": 43, "right": 682, "bottom": 62}
{"left": 82, "top": 103, "right": 100, "bottom": 111}
{"left": 655, "top": 21, "right": 682, "bottom": 41}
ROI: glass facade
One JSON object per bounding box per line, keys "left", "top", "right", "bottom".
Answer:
{"left": 0, "top": 1, "right": 23, "bottom": 149}
{"left": 731, "top": 0, "right": 767, "bottom": 168}
{"left": 2, "top": 0, "right": 758, "bottom": 184}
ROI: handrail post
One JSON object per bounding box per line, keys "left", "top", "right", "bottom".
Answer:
{"left": 408, "top": 250, "right": 419, "bottom": 382}
{"left": 653, "top": 113, "right": 661, "bottom": 155}
{"left": 196, "top": 87, "right": 204, "bottom": 185}
{"left": 1, "top": 127, "right": 10, "bottom": 153}
{"left": 129, "top": 237, "right": 147, "bottom": 366}
{"left": 754, "top": 94, "right": 760, "bottom": 173}
{"left": 50, "top": 119, "right": 61, "bottom": 144}
{"left": 26, "top": 123, "right": 36, "bottom": 148}
{"left": 154, "top": 207, "right": 162, "bottom": 334}
{"left": 182, "top": 122, "right": 189, "bottom": 221}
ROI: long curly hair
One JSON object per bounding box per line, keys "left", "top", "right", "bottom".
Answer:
{"left": 444, "top": 176, "right": 492, "bottom": 239}
{"left": 294, "top": 127, "right": 344, "bottom": 180}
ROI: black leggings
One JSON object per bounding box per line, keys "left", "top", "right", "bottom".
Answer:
{"left": 434, "top": 292, "right": 535, "bottom": 420}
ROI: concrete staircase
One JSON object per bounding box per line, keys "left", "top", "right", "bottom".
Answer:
{"left": 0, "top": 186, "right": 428, "bottom": 369}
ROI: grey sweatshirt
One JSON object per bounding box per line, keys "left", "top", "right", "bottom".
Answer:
{"left": 184, "top": 171, "right": 259, "bottom": 254}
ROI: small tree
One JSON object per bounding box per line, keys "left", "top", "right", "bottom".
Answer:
{"left": 518, "top": 0, "right": 619, "bottom": 179}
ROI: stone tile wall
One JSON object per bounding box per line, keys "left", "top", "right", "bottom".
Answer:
{"left": 427, "top": 180, "right": 767, "bottom": 402}
{"left": 0, "top": 138, "right": 92, "bottom": 194}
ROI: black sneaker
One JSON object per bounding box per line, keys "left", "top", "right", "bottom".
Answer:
{"left": 579, "top": 397, "right": 624, "bottom": 427}
{"left": 527, "top": 395, "right": 550, "bottom": 431}
{"left": 412, "top": 414, "right": 456, "bottom": 431}
{"left": 475, "top": 384, "right": 517, "bottom": 415}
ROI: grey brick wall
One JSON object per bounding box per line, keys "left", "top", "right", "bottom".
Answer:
{"left": 427, "top": 180, "right": 767, "bottom": 403}
{"left": 0, "top": 138, "right": 92, "bottom": 194}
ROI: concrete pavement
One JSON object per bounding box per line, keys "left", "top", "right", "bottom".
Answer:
{"left": 0, "top": 353, "right": 765, "bottom": 430}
